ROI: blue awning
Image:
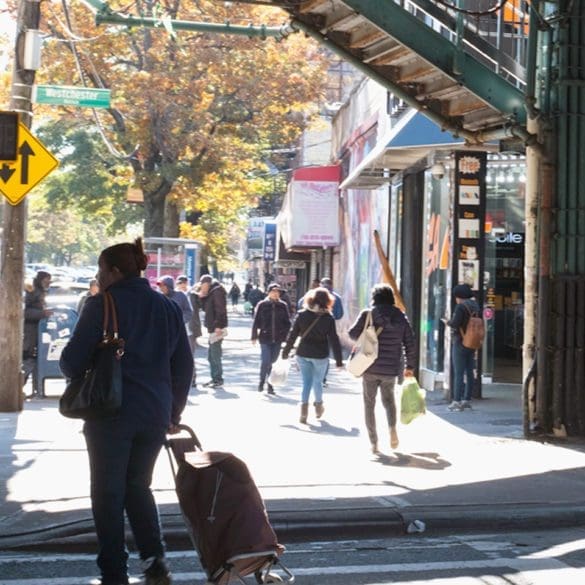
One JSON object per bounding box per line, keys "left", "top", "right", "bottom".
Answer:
{"left": 340, "top": 109, "right": 468, "bottom": 190}
{"left": 388, "top": 110, "right": 462, "bottom": 148}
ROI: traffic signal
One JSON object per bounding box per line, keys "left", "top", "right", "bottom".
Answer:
{"left": 0, "top": 112, "right": 19, "bottom": 161}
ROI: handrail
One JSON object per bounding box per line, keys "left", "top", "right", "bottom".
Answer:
{"left": 397, "top": 0, "right": 528, "bottom": 88}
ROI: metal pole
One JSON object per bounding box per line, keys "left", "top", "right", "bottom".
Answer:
{"left": 0, "top": 0, "right": 40, "bottom": 411}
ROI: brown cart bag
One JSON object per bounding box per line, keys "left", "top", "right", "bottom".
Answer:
{"left": 166, "top": 425, "right": 294, "bottom": 584}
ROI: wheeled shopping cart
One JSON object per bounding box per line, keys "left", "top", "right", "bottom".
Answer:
{"left": 165, "top": 425, "right": 294, "bottom": 584}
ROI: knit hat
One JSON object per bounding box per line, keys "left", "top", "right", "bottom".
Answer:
{"left": 453, "top": 284, "right": 473, "bottom": 299}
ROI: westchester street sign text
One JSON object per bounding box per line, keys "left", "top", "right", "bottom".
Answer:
{"left": 33, "top": 85, "right": 111, "bottom": 109}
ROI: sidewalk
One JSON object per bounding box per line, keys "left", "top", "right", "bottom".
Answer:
{"left": 2, "top": 311, "right": 585, "bottom": 552}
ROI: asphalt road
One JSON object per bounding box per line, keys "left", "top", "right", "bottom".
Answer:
{"left": 1, "top": 528, "right": 584, "bottom": 584}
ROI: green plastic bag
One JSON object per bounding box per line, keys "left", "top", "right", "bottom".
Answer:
{"left": 400, "top": 377, "right": 426, "bottom": 425}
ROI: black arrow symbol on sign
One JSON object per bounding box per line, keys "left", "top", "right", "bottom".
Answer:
{"left": 0, "top": 163, "right": 15, "bottom": 184}
{"left": 19, "top": 141, "right": 35, "bottom": 185}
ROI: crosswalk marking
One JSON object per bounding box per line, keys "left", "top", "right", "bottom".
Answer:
{"left": 1, "top": 556, "right": 582, "bottom": 585}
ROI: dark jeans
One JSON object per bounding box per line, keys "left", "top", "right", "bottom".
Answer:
{"left": 362, "top": 373, "right": 397, "bottom": 444}
{"left": 452, "top": 341, "right": 476, "bottom": 402}
{"left": 83, "top": 418, "right": 167, "bottom": 582}
{"left": 208, "top": 339, "right": 223, "bottom": 383}
{"left": 260, "top": 342, "right": 281, "bottom": 384}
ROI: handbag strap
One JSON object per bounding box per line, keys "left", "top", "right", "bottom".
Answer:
{"left": 102, "top": 292, "right": 117, "bottom": 339}
{"left": 300, "top": 313, "right": 323, "bottom": 340}
{"left": 365, "top": 310, "right": 384, "bottom": 336}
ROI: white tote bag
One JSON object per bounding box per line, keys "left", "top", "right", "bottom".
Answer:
{"left": 346, "top": 311, "right": 381, "bottom": 377}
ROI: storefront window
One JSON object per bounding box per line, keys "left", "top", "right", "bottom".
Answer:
{"left": 420, "top": 169, "right": 450, "bottom": 374}
{"left": 484, "top": 156, "right": 526, "bottom": 382}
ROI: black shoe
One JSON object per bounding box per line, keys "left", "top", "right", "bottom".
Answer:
{"left": 202, "top": 380, "right": 215, "bottom": 387}
{"left": 322, "top": 379, "right": 328, "bottom": 387}
{"left": 267, "top": 384, "right": 276, "bottom": 395}
{"left": 209, "top": 380, "right": 224, "bottom": 388}
{"left": 258, "top": 382, "right": 264, "bottom": 392}
{"left": 144, "top": 557, "right": 171, "bottom": 585}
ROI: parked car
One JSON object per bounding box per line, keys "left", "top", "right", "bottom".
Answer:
{"left": 46, "top": 281, "right": 89, "bottom": 312}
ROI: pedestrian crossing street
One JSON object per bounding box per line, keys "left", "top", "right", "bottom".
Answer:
{"left": 1, "top": 532, "right": 584, "bottom": 584}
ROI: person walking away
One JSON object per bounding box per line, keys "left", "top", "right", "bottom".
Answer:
{"left": 319, "top": 277, "right": 344, "bottom": 386}
{"left": 23, "top": 270, "right": 53, "bottom": 397}
{"left": 251, "top": 283, "right": 291, "bottom": 394}
{"left": 243, "top": 279, "right": 253, "bottom": 302}
{"left": 77, "top": 279, "right": 100, "bottom": 315}
{"left": 248, "top": 284, "right": 265, "bottom": 311}
{"left": 196, "top": 274, "right": 228, "bottom": 388}
{"left": 446, "top": 283, "right": 481, "bottom": 411}
{"left": 157, "top": 276, "right": 193, "bottom": 326}
{"left": 281, "top": 287, "right": 343, "bottom": 424}
{"left": 297, "top": 278, "right": 320, "bottom": 310}
{"left": 59, "top": 238, "right": 193, "bottom": 585}
{"left": 348, "top": 283, "right": 416, "bottom": 454}
{"left": 228, "top": 282, "right": 241, "bottom": 311}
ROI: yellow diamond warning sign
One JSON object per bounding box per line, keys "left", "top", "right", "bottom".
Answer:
{"left": 0, "top": 123, "right": 59, "bottom": 205}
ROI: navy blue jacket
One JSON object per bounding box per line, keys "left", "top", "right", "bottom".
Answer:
{"left": 348, "top": 305, "right": 416, "bottom": 377}
{"left": 60, "top": 277, "right": 193, "bottom": 427}
{"left": 251, "top": 298, "right": 291, "bottom": 343}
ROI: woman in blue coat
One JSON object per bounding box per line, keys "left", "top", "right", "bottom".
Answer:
{"left": 349, "top": 284, "right": 416, "bottom": 454}
{"left": 60, "top": 239, "right": 193, "bottom": 585}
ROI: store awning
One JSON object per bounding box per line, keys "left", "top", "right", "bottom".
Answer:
{"left": 339, "top": 109, "right": 465, "bottom": 190}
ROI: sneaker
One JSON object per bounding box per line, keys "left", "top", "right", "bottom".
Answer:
{"left": 267, "top": 384, "right": 275, "bottom": 395}
{"left": 460, "top": 400, "right": 473, "bottom": 410}
{"left": 448, "top": 400, "right": 463, "bottom": 411}
{"left": 143, "top": 557, "right": 172, "bottom": 585}
{"left": 202, "top": 380, "right": 216, "bottom": 388}
{"left": 209, "top": 380, "right": 224, "bottom": 388}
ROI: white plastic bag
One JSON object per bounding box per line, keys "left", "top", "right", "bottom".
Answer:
{"left": 268, "top": 357, "right": 290, "bottom": 388}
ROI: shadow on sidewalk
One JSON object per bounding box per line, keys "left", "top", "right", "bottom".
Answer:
{"left": 375, "top": 451, "right": 451, "bottom": 470}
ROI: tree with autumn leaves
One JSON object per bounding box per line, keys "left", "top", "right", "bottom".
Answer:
{"left": 2, "top": 0, "right": 328, "bottom": 262}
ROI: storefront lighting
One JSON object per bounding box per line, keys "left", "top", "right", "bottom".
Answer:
{"left": 496, "top": 171, "right": 506, "bottom": 184}
{"left": 519, "top": 173, "right": 526, "bottom": 183}
{"left": 506, "top": 172, "right": 515, "bottom": 183}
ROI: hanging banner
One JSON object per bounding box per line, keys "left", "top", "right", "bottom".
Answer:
{"left": 263, "top": 222, "right": 277, "bottom": 261}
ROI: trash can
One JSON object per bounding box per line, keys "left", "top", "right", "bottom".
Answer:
{"left": 35, "top": 307, "right": 78, "bottom": 397}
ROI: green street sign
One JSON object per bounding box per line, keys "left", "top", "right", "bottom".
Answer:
{"left": 33, "top": 85, "right": 111, "bottom": 109}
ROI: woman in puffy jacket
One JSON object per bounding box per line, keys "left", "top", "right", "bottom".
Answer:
{"left": 348, "top": 283, "right": 416, "bottom": 454}
{"left": 282, "top": 287, "right": 343, "bottom": 424}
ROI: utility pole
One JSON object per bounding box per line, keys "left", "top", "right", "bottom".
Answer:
{"left": 0, "top": 0, "right": 40, "bottom": 411}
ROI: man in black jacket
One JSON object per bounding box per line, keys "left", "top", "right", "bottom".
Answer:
{"left": 251, "top": 283, "right": 291, "bottom": 394}
{"left": 196, "top": 275, "right": 228, "bottom": 388}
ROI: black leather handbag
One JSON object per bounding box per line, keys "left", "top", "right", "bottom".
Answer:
{"left": 59, "top": 291, "right": 125, "bottom": 419}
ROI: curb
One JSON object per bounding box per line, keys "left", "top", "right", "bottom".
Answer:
{"left": 3, "top": 503, "right": 585, "bottom": 552}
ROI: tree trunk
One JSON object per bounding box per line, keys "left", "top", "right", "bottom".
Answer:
{"left": 164, "top": 199, "right": 180, "bottom": 238}
{"left": 142, "top": 178, "right": 173, "bottom": 237}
